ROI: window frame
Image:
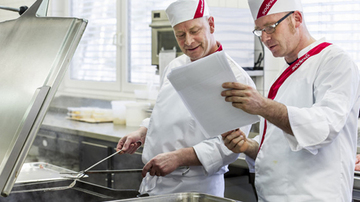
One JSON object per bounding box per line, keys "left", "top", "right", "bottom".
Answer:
{"left": 59, "top": 0, "right": 149, "bottom": 99}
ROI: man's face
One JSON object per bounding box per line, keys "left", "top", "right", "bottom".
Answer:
{"left": 255, "top": 12, "right": 298, "bottom": 60}
{"left": 173, "top": 17, "right": 216, "bottom": 61}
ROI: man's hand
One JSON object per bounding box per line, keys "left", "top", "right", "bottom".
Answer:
{"left": 222, "top": 129, "right": 259, "bottom": 160}
{"left": 221, "top": 129, "right": 249, "bottom": 153}
{"left": 117, "top": 127, "right": 147, "bottom": 154}
{"left": 141, "top": 147, "right": 201, "bottom": 177}
{"left": 355, "top": 154, "right": 360, "bottom": 171}
{"left": 221, "top": 82, "right": 267, "bottom": 115}
{"left": 142, "top": 151, "right": 181, "bottom": 177}
{"left": 221, "top": 82, "right": 293, "bottom": 135}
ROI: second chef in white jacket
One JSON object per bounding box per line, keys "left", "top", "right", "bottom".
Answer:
{"left": 221, "top": 0, "right": 360, "bottom": 201}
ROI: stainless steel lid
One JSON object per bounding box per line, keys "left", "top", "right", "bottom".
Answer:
{"left": 0, "top": 0, "right": 87, "bottom": 196}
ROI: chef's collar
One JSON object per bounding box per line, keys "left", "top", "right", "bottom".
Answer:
{"left": 287, "top": 58, "right": 298, "bottom": 66}
{"left": 297, "top": 38, "right": 327, "bottom": 59}
{"left": 216, "top": 41, "right": 223, "bottom": 52}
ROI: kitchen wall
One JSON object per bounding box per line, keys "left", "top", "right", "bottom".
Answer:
{"left": 0, "top": 0, "right": 283, "bottom": 97}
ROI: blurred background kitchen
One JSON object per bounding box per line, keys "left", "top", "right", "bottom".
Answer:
{"left": 0, "top": 0, "right": 359, "bottom": 201}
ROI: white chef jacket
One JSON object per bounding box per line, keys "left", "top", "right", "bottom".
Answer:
{"left": 139, "top": 48, "right": 256, "bottom": 197}
{"left": 254, "top": 38, "right": 360, "bottom": 202}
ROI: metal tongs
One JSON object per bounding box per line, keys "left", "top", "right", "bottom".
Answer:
{"left": 61, "top": 149, "right": 123, "bottom": 179}
{"left": 63, "top": 141, "right": 143, "bottom": 179}
{"left": 62, "top": 140, "right": 191, "bottom": 179}
{"left": 13, "top": 149, "right": 130, "bottom": 193}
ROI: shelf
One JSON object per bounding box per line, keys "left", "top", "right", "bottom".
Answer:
{"left": 245, "top": 70, "right": 264, "bottom": 77}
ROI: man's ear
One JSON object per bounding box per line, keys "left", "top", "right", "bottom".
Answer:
{"left": 293, "top": 11, "right": 303, "bottom": 28}
{"left": 208, "top": 16, "right": 215, "bottom": 33}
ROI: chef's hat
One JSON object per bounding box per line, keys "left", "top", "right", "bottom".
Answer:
{"left": 166, "top": 0, "right": 210, "bottom": 27}
{"left": 248, "top": 0, "right": 303, "bottom": 20}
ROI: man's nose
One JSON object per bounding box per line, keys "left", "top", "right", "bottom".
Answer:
{"left": 260, "top": 31, "right": 271, "bottom": 43}
{"left": 185, "top": 34, "right": 194, "bottom": 46}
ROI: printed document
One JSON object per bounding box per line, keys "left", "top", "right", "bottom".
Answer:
{"left": 167, "top": 51, "right": 260, "bottom": 138}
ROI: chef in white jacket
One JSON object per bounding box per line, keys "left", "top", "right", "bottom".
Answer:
{"left": 116, "top": 0, "right": 256, "bottom": 197}
{"left": 221, "top": 0, "right": 360, "bottom": 201}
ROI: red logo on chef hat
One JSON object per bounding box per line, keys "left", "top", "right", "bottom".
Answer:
{"left": 194, "top": 0, "right": 205, "bottom": 18}
{"left": 257, "top": 0, "right": 277, "bottom": 19}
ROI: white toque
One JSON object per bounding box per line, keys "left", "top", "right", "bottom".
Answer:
{"left": 248, "top": 0, "right": 303, "bottom": 20}
{"left": 165, "top": 0, "right": 210, "bottom": 27}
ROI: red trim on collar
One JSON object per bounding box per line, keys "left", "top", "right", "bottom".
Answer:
{"left": 216, "top": 43, "right": 223, "bottom": 52}
{"left": 258, "top": 42, "right": 332, "bottom": 153}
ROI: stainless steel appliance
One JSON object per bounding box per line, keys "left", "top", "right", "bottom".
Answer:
{"left": 0, "top": 162, "right": 138, "bottom": 202}
{"left": 0, "top": 0, "right": 87, "bottom": 197}
{"left": 149, "top": 10, "right": 182, "bottom": 68}
{"left": 353, "top": 171, "right": 360, "bottom": 201}
{"left": 108, "top": 192, "right": 241, "bottom": 202}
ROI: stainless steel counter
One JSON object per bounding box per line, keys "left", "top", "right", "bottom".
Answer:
{"left": 40, "top": 111, "right": 252, "bottom": 169}
{"left": 41, "top": 111, "right": 360, "bottom": 170}
{"left": 41, "top": 111, "right": 139, "bottom": 143}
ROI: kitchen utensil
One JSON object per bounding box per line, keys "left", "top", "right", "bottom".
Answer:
{"left": 76, "top": 149, "right": 123, "bottom": 179}
{"left": 106, "top": 192, "right": 240, "bottom": 202}
{"left": 0, "top": 0, "right": 87, "bottom": 196}
{"left": 4, "top": 179, "right": 139, "bottom": 201}
{"left": 60, "top": 169, "right": 143, "bottom": 175}
{"left": 11, "top": 179, "right": 78, "bottom": 193}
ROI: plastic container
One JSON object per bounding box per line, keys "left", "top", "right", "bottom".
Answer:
{"left": 125, "top": 102, "right": 151, "bottom": 127}
{"left": 67, "top": 107, "right": 94, "bottom": 119}
{"left": 92, "top": 108, "right": 113, "bottom": 120}
{"left": 111, "top": 101, "right": 135, "bottom": 125}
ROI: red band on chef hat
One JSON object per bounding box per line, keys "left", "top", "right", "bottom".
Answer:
{"left": 194, "top": 0, "right": 205, "bottom": 18}
{"left": 166, "top": 0, "right": 210, "bottom": 27}
{"left": 257, "top": 0, "right": 277, "bottom": 19}
{"left": 248, "top": 0, "right": 303, "bottom": 20}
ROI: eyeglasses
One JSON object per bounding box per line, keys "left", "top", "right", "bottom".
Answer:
{"left": 253, "top": 11, "right": 294, "bottom": 37}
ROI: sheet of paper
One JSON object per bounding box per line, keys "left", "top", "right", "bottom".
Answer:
{"left": 167, "top": 51, "right": 260, "bottom": 138}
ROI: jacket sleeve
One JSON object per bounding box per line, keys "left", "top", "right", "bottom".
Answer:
{"left": 193, "top": 124, "right": 251, "bottom": 175}
{"left": 245, "top": 134, "right": 260, "bottom": 173}
{"left": 285, "top": 49, "right": 360, "bottom": 154}
{"left": 140, "top": 118, "right": 150, "bottom": 128}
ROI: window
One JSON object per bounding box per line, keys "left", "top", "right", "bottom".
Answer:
{"left": 128, "top": 0, "right": 174, "bottom": 85}
{"left": 128, "top": 3, "right": 255, "bottom": 83}
{"left": 302, "top": 0, "right": 360, "bottom": 67}
{"left": 62, "top": 1, "right": 255, "bottom": 97}
{"left": 70, "top": 0, "right": 117, "bottom": 82}
{"left": 64, "top": 0, "right": 175, "bottom": 95}
{"left": 64, "top": 0, "right": 121, "bottom": 95}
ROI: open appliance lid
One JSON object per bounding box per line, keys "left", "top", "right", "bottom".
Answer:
{"left": 0, "top": 0, "right": 87, "bottom": 197}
